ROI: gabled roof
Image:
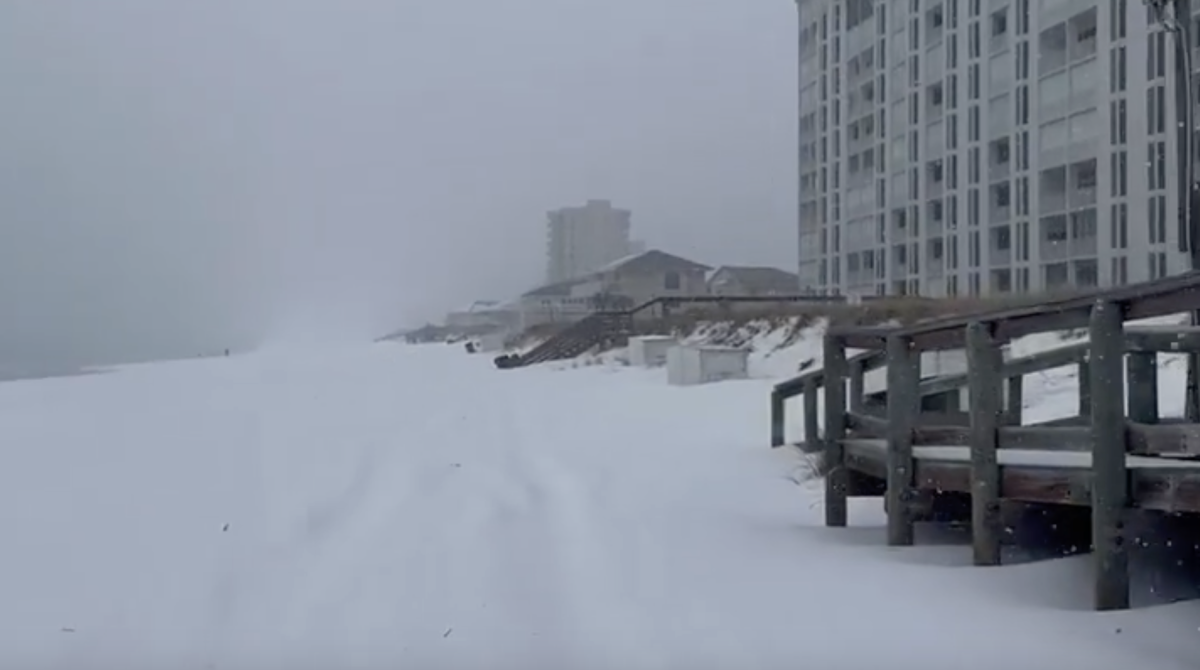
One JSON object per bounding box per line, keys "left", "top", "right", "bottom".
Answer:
{"left": 521, "top": 277, "right": 587, "bottom": 298}
{"left": 596, "top": 249, "right": 712, "bottom": 275}
{"left": 709, "top": 265, "right": 800, "bottom": 293}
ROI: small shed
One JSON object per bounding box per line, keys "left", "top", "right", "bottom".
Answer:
{"left": 666, "top": 345, "right": 750, "bottom": 386}
{"left": 628, "top": 335, "right": 676, "bottom": 367}
{"left": 476, "top": 331, "right": 508, "bottom": 354}
{"left": 862, "top": 348, "right": 972, "bottom": 412}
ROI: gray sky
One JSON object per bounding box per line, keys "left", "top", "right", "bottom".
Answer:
{"left": 0, "top": 0, "right": 796, "bottom": 369}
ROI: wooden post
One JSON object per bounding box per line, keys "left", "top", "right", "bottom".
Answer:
{"left": 885, "top": 333, "right": 919, "bottom": 546}
{"left": 823, "top": 334, "right": 849, "bottom": 528}
{"left": 966, "top": 322, "right": 1003, "bottom": 566}
{"left": 1187, "top": 353, "right": 1200, "bottom": 422}
{"left": 1005, "top": 375, "right": 1024, "bottom": 426}
{"left": 1089, "top": 300, "right": 1130, "bottom": 611}
{"left": 849, "top": 357, "right": 866, "bottom": 411}
{"left": 803, "top": 377, "right": 820, "bottom": 454}
{"left": 1077, "top": 358, "right": 1092, "bottom": 417}
{"left": 770, "top": 390, "right": 785, "bottom": 447}
{"left": 1126, "top": 352, "right": 1159, "bottom": 424}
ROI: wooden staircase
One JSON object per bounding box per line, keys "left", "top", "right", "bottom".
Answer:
{"left": 492, "top": 293, "right": 860, "bottom": 370}
{"left": 494, "top": 311, "right": 633, "bottom": 369}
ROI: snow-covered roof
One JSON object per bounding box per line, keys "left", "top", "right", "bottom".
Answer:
{"left": 594, "top": 252, "right": 643, "bottom": 273}
{"left": 593, "top": 249, "right": 712, "bottom": 275}
{"left": 452, "top": 300, "right": 502, "bottom": 314}
{"left": 521, "top": 277, "right": 588, "bottom": 298}
{"left": 708, "top": 266, "right": 800, "bottom": 293}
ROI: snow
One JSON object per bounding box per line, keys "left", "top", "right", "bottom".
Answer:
{"left": 0, "top": 339, "right": 1197, "bottom": 668}
{"left": 847, "top": 439, "right": 1200, "bottom": 469}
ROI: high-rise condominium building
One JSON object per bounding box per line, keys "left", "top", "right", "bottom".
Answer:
{"left": 545, "top": 199, "right": 634, "bottom": 283}
{"left": 797, "top": 0, "right": 1191, "bottom": 297}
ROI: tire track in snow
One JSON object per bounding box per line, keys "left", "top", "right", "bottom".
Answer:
{"left": 207, "top": 372, "right": 597, "bottom": 666}
{"left": 277, "top": 375, "right": 632, "bottom": 666}
{"left": 201, "top": 366, "right": 460, "bottom": 664}
{"left": 368, "top": 381, "right": 598, "bottom": 665}
{"left": 490, "top": 386, "right": 675, "bottom": 668}
{"left": 203, "top": 358, "right": 672, "bottom": 666}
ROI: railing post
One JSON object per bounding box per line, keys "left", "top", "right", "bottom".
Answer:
{"left": 966, "top": 321, "right": 1003, "bottom": 566}
{"left": 770, "top": 390, "right": 785, "bottom": 448}
{"left": 1004, "top": 375, "right": 1023, "bottom": 425}
{"left": 1089, "top": 299, "right": 1130, "bottom": 611}
{"left": 885, "top": 333, "right": 919, "bottom": 546}
{"left": 823, "top": 334, "right": 849, "bottom": 528}
{"left": 1077, "top": 358, "right": 1092, "bottom": 417}
{"left": 1126, "top": 352, "right": 1159, "bottom": 424}
{"left": 803, "top": 377, "right": 820, "bottom": 454}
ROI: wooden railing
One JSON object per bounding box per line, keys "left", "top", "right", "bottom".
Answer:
{"left": 779, "top": 276, "right": 1200, "bottom": 611}
{"left": 769, "top": 349, "right": 886, "bottom": 450}
{"left": 831, "top": 269, "right": 1200, "bottom": 351}
{"left": 769, "top": 341, "right": 1094, "bottom": 451}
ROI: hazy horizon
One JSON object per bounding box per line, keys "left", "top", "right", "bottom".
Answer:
{"left": 0, "top": 0, "right": 796, "bottom": 370}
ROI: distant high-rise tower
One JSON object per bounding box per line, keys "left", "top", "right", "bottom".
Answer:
{"left": 545, "top": 199, "right": 634, "bottom": 283}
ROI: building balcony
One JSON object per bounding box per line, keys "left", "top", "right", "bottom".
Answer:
{"left": 927, "top": 104, "right": 946, "bottom": 125}
{"left": 1039, "top": 192, "right": 1066, "bottom": 214}
{"left": 1071, "top": 235, "right": 1098, "bottom": 257}
{"left": 990, "top": 32, "right": 1009, "bottom": 55}
{"left": 1040, "top": 238, "right": 1071, "bottom": 262}
{"left": 926, "top": 17, "right": 945, "bottom": 49}
{"left": 1039, "top": 24, "right": 1069, "bottom": 76}
{"left": 847, "top": 132, "right": 876, "bottom": 154}
{"left": 925, "top": 120, "right": 946, "bottom": 156}
{"left": 1069, "top": 187, "right": 1097, "bottom": 209}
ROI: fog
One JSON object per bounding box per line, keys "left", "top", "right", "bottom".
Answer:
{"left": 0, "top": 0, "right": 796, "bottom": 371}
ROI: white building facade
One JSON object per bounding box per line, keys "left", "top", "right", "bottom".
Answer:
{"left": 545, "top": 199, "right": 636, "bottom": 284}
{"left": 797, "top": 0, "right": 1192, "bottom": 297}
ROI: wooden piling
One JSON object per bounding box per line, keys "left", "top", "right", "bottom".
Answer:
{"left": 966, "top": 321, "right": 1003, "bottom": 566}
{"left": 770, "top": 390, "right": 785, "bottom": 448}
{"left": 803, "top": 377, "right": 819, "bottom": 455}
{"left": 885, "top": 333, "right": 919, "bottom": 546}
{"left": 823, "top": 334, "right": 849, "bottom": 528}
{"left": 1188, "top": 353, "right": 1200, "bottom": 422}
{"left": 1078, "top": 358, "right": 1092, "bottom": 417}
{"left": 1089, "top": 300, "right": 1130, "bottom": 611}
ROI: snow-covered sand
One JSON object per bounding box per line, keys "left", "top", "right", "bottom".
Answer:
{"left": 0, "top": 339, "right": 1197, "bottom": 668}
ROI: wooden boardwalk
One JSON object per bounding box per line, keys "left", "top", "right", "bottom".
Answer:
{"left": 769, "top": 272, "right": 1200, "bottom": 611}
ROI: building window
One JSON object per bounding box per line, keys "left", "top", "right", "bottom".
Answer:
{"left": 664, "top": 271, "right": 681, "bottom": 290}
{"left": 991, "top": 9, "right": 1008, "bottom": 38}
{"left": 1074, "top": 259, "right": 1098, "bottom": 287}
{"left": 1110, "top": 202, "right": 1128, "bottom": 248}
